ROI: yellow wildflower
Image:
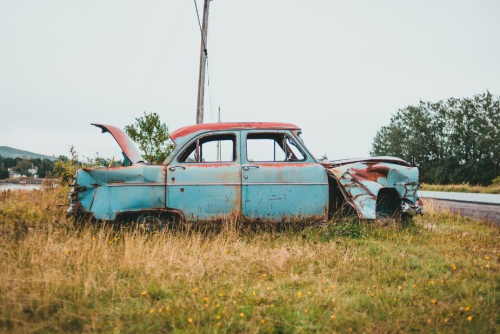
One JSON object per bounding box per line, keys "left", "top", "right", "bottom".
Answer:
{"left": 149, "top": 309, "right": 154, "bottom": 314}
{"left": 297, "top": 291, "right": 302, "bottom": 297}
{"left": 260, "top": 319, "right": 265, "bottom": 324}
{"left": 467, "top": 316, "right": 473, "bottom": 321}
{"left": 239, "top": 313, "right": 244, "bottom": 318}
{"left": 188, "top": 318, "right": 193, "bottom": 323}
{"left": 140, "top": 291, "right": 147, "bottom": 296}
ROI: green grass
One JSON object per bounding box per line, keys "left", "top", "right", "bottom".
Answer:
{"left": 0, "top": 188, "right": 499, "bottom": 333}
{"left": 421, "top": 182, "right": 500, "bottom": 194}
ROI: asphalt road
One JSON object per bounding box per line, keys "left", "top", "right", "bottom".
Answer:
{"left": 420, "top": 191, "right": 500, "bottom": 223}
{"left": 419, "top": 191, "right": 500, "bottom": 205}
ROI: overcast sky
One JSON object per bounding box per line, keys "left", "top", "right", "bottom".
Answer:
{"left": 1, "top": 0, "right": 499, "bottom": 161}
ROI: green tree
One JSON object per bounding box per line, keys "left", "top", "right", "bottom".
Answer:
{"left": 371, "top": 92, "right": 500, "bottom": 185}
{"left": 124, "top": 112, "right": 174, "bottom": 164}
{"left": 0, "top": 167, "right": 9, "bottom": 179}
{"left": 15, "top": 158, "right": 31, "bottom": 177}
{"left": 53, "top": 146, "right": 82, "bottom": 185}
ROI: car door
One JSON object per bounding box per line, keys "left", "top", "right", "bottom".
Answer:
{"left": 166, "top": 131, "right": 241, "bottom": 221}
{"left": 240, "top": 130, "right": 328, "bottom": 222}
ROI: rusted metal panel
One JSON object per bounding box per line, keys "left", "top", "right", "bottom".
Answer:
{"left": 91, "top": 124, "right": 143, "bottom": 164}
{"left": 168, "top": 122, "right": 300, "bottom": 157}
{"left": 166, "top": 163, "right": 242, "bottom": 221}
{"left": 68, "top": 165, "right": 166, "bottom": 220}
{"left": 328, "top": 160, "right": 420, "bottom": 219}
{"left": 68, "top": 123, "right": 422, "bottom": 223}
{"left": 240, "top": 129, "right": 328, "bottom": 222}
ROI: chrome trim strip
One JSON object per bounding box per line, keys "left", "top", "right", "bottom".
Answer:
{"left": 107, "top": 182, "right": 165, "bottom": 187}
{"left": 168, "top": 182, "right": 327, "bottom": 186}
{"left": 108, "top": 182, "right": 328, "bottom": 187}
{"left": 168, "top": 182, "right": 241, "bottom": 186}
{"left": 243, "top": 182, "right": 328, "bottom": 186}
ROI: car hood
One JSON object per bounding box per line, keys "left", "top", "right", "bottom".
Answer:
{"left": 92, "top": 123, "right": 144, "bottom": 164}
{"left": 319, "top": 156, "right": 411, "bottom": 168}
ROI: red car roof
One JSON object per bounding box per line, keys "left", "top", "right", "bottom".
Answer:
{"left": 170, "top": 122, "right": 300, "bottom": 141}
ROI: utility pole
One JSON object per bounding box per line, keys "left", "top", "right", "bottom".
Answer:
{"left": 196, "top": 0, "right": 211, "bottom": 124}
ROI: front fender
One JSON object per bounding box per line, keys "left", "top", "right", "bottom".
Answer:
{"left": 328, "top": 162, "right": 420, "bottom": 219}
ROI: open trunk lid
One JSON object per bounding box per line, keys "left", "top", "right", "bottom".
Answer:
{"left": 92, "top": 123, "right": 144, "bottom": 164}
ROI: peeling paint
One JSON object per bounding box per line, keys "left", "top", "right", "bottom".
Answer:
{"left": 68, "top": 123, "right": 422, "bottom": 223}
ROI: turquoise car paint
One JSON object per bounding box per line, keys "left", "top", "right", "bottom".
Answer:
{"left": 68, "top": 123, "right": 422, "bottom": 223}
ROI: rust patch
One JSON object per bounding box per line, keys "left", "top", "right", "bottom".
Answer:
{"left": 351, "top": 165, "right": 390, "bottom": 182}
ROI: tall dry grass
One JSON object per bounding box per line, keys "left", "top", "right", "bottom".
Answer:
{"left": 0, "top": 188, "right": 498, "bottom": 333}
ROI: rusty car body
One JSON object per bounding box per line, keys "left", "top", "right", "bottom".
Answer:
{"left": 67, "top": 122, "right": 422, "bottom": 224}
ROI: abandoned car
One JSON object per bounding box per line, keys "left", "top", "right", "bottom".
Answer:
{"left": 67, "top": 122, "right": 422, "bottom": 224}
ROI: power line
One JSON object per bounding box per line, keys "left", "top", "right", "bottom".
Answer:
{"left": 128, "top": 0, "right": 189, "bottom": 126}
{"left": 193, "top": 0, "right": 207, "bottom": 56}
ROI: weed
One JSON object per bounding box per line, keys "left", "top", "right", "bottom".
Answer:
{"left": 0, "top": 191, "right": 498, "bottom": 333}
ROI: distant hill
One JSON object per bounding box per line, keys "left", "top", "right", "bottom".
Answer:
{"left": 0, "top": 146, "right": 56, "bottom": 161}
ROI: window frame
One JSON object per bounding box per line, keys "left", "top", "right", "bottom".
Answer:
{"left": 245, "top": 131, "right": 308, "bottom": 163}
{"left": 176, "top": 132, "right": 238, "bottom": 164}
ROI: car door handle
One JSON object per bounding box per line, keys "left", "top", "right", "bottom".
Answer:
{"left": 243, "top": 166, "right": 259, "bottom": 170}
{"left": 169, "top": 166, "right": 186, "bottom": 171}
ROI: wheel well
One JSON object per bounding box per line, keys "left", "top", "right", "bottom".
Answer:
{"left": 115, "top": 209, "right": 184, "bottom": 224}
{"left": 327, "top": 173, "right": 356, "bottom": 219}
{"left": 376, "top": 188, "right": 401, "bottom": 218}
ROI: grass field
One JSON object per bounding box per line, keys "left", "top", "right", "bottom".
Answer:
{"left": 0, "top": 187, "right": 499, "bottom": 333}
{"left": 420, "top": 182, "right": 500, "bottom": 194}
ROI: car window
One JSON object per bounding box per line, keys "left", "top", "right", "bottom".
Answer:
{"left": 177, "top": 134, "right": 236, "bottom": 163}
{"left": 246, "top": 133, "right": 306, "bottom": 162}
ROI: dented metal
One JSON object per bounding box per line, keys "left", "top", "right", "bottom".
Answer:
{"left": 68, "top": 122, "right": 422, "bottom": 223}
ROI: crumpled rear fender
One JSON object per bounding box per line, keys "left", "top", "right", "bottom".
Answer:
{"left": 328, "top": 162, "right": 420, "bottom": 219}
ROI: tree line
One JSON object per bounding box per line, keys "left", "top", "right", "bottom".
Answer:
{"left": 371, "top": 91, "right": 500, "bottom": 185}
{"left": 0, "top": 156, "right": 55, "bottom": 179}
{"left": 0, "top": 154, "right": 124, "bottom": 181}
